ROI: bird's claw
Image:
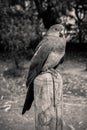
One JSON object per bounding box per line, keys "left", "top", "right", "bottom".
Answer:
{"left": 47, "top": 68, "right": 58, "bottom": 78}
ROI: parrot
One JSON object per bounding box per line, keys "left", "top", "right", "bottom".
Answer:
{"left": 22, "top": 24, "right": 67, "bottom": 115}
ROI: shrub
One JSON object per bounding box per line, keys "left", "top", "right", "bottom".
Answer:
{"left": 0, "top": 5, "right": 43, "bottom": 67}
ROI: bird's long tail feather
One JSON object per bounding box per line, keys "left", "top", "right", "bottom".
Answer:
{"left": 26, "top": 69, "right": 37, "bottom": 88}
{"left": 22, "top": 82, "right": 34, "bottom": 115}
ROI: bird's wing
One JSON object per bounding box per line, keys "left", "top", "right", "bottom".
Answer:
{"left": 22, "top": 40, "right": 52, "bottom": 114}
{"left": 22, "top": 37, "right": 66, "bottom": 114}
{"left": 42, "top": 51, "right": 65, "bottom": 71}
{"left": 42, "top": 37, "right": 66, "bottom": 71}
{"left": 34, "top": 37, "right": 48, "bottom": 52}
{"left": 26, "top": 40, "right": 52, "bottom": 87}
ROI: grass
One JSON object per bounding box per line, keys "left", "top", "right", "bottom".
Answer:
{"left": 0, "top": 52, "right": 87, "bottom": 130}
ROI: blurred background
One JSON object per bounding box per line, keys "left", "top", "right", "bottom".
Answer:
{"left": 0, "top": 0, "right": 87, "bottom": 130}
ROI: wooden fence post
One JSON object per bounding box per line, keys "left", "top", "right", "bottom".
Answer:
{"left": 34, "top": 72, "right": 63, "bottom": 130}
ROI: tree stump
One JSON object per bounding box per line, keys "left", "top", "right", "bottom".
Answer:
{"left": 34, "top": 72, "right": 63, "bottom": 130}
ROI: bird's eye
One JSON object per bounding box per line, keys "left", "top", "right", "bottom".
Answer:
{"left": 55, "top": 28, "right": 58, "bottom": 31}
{"left": 59, "top": 33, "right": 63, "bottom": 37}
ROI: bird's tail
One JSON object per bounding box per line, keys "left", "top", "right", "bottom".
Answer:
{"left": 26, "top": 69, "right": 37, "bottom": 88}
{"left": 22, "top": 82, "right": 34, "bottom": 115}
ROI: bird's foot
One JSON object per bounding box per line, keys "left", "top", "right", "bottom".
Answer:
{"left": 47, "top": 68, "right": 58, "bottom": 78}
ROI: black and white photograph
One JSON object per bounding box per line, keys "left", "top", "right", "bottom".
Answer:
{"left": 0, "top": 0, "right": 87, "bottom": 130}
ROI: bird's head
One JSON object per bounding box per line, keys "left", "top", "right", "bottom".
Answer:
{"left": 47, "top": 24, "right": 65, "bottom": 38}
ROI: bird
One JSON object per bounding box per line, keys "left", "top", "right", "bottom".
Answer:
{"left": 22, "top": 24, "right": 67, "bottom": 115}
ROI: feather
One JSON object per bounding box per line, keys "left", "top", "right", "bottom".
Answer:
{"left": 22, "top": 82, "right": 34, "bottom": 114}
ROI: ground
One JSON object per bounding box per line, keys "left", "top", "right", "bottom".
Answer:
{"left": 0, "top": 51, "right": 87, "bottom": 130}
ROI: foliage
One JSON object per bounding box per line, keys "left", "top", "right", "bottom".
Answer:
{"left": 33, "top": 0, "right": 87, "bottom": 43}
{"left": 0, "top": 5, "right": 38, "bottom": 68}
{"left": 0, "top": 2, "right": 44, "bottom": 69}
{"left": 0, "top": 0, "right": 87, "bottom": 68}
